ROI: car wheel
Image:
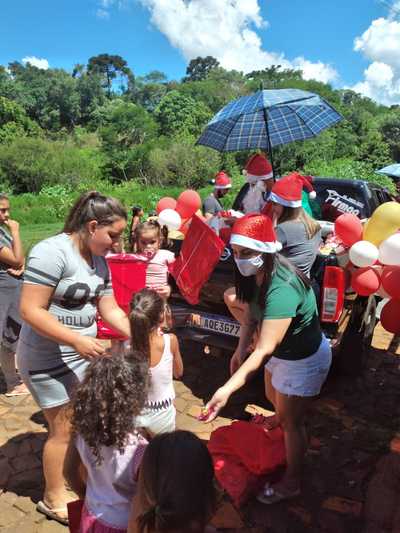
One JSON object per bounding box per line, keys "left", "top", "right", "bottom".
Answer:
{"left": 335, "top": 295, "right": 377, "bottom": 376}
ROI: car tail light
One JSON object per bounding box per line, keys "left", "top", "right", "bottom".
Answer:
{"left": 321, "top": 266, "right": 345, "bottom": 323}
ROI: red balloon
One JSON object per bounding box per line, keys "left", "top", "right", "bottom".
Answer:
{"left": 176, "top": 190, "right": 201, "bottom": 219}
{"left": 381, "top": 299, "right": 400, "bottom": 334}
{"left": 351, "top": 267, "right": 381, "bottom": 296}
{"left": 334, "top": 213, "right": 363, "bottom": 247}
{"left": 381, "top": 266, "right": 400, "bottom": 299}
{"left": 156, "top": 197, "right": 177, "bottom": 215}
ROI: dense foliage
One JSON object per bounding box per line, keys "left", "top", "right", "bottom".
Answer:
{"left": 0, "top": 55, "right": 398, "bottom": 197}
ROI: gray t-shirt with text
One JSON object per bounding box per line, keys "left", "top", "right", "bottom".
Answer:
{"left": 20, "top": 233, "right": 113, "bottom": 362}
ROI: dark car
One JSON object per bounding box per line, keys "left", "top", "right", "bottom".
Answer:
{"left": 169, "top": 177, "right": 392, "bottom": 375}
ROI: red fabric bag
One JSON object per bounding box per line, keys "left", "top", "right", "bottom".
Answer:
{"left": 97, "top": 254, "right": 147, "bottom": 340}
{"left": 172, "top": 215, "right": 225, "bottom": 305}
{"left": 208, "top": 421, "right": 286, "bottom": 507}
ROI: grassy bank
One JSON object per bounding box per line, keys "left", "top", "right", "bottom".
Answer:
{"left": 12, "top": 176, "right": 243, "bottom": 228}
{"left": 17, "top": 177, "right": 242, "bottom": 250}
{"left": 20, "top": 222, "right": 62, "bottom": 252}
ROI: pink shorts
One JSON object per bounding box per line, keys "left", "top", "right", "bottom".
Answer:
{"left": 80, "top": 504, "right": 126, "bottom": 533}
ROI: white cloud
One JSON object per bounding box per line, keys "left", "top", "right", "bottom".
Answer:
{"left": 22, "top": 56, "right": 49, "bottom": 70}
{"left": 137, "top": 0, "right": 338, "bottom": 83}
{"left": 352, "top": 15, "right": 400, "bottom": 105}
{"left": 292, "top": 58, "right": 338, "bottom": 84}
{"left": 96, "top": 8, "right": 110, "bottom": 19}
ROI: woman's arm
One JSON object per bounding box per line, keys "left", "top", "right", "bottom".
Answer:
{"left": 63, "top": 441, "right": 87, "bottom": 500}
{"left": 20, "top": 284, "right": 105, "bottom": 358}
{"left": 225, "top": 317, "right": 291, "bottom": 394}
{"left": 204, "top": 317, "right": 292, "bottom": 420}
{"left": 0, "top": 220, "right": 24, "bottom": 268}
{"left": 170, "top": 334, "right": 183, "bottom": 379}
{"left": 97, "top": 294, "right": 131, "bottom": 338}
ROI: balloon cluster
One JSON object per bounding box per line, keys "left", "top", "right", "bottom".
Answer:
{"left": 156, "top": 190, "right": 202, "bottom": 234}
{"left": 334, "top": 202, "right": 400, "bottom": 334}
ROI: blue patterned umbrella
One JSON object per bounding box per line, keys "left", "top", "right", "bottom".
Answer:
{"left": 196, "top": 89, "right": 343, "bottom": 154}
{"left": 376, "top": 164, "right": 400, "bottom": 180}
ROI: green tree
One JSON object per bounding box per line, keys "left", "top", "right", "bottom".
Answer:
{"left": 179, "top": 68, "right": 246, "bottom": 113}
{"left": 245, "top": 65, "right": 302, "bottom": 89}
{"left": 379, "top": 112, "right": 400, "bottom": 162}
{"left": 147, "top": 133, "right": 220, "bottom": 187}
{"left": 99, "top": 99, "right": 157, "bottom": 181}
{"left": 154, "top": 90, "right": 212, "bottom": 136}
{"left": 87, "top": 54, "right": 134, "bottom": 96}
{"left": 0, "top": 96, "right": 41, "bottom": 143}
{"left": 0, "top": 137, "right": 103, "bottom": 193}
{"left": 183, "top": 56, "right": 220, "bottom": 82}
{"left": 130, "top": 71, "right": 169, "bottom": 112}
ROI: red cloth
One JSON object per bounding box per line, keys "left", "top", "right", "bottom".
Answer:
{"left": 97, "top": 255, "right": 147, "bottom": 340}
{"left": 208, "top": 421, "right": 286, "bottom": 507}
{"left": 67, "top": 499, "right": 84, "bottom": 533}
{"left": 172, "top": 215, "right": 225, "bottom": 305}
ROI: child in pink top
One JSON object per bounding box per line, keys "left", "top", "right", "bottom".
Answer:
{"left": 64, "top": 352, "right": 148, "bottom": 533}
{"left": 131, "top": 220, "right": 175, "bottom": 300}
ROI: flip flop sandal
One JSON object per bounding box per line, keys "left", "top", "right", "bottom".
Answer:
{"left": 256, "top": 485, "right": 300, "bottom": 505}
{"left": 5, "top": 385, "right": 30, "bottom": 397}
{"left": 36, "top": 500, "right": 69, "bottom": 525}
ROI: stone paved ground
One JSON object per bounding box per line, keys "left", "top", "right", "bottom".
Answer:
{"left": 1, "top": 325, "right": 400, "bottom": 532}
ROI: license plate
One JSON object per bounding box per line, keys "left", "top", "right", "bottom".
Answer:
{"left": 189, "top": 313, "right": 241, "bottom": 337}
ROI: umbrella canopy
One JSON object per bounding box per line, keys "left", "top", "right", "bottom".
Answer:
{"left": 376, "top": 164, "right": 400, "bottom": 180}
{"left": 196, "top": 88, "right": 343, "bottom": 152}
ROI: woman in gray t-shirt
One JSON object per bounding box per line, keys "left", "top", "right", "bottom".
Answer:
{"left": 17, "top": 191, "right": 131, "bottom": 524}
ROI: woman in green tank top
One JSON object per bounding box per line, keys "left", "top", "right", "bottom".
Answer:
{"left": 203, "top": 214, "right": 332, "bottom": 505}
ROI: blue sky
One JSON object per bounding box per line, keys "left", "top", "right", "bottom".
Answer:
{"left": 1, "top": 1, "right": 399, "bottom": 105}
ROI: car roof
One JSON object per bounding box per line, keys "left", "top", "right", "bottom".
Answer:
{"left": 312, "top": 176, "right": 386, "bottom": 190}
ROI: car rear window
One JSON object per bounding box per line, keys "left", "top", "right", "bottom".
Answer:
{"left": 309, "top": 183, "right": 369, "bottom": 221}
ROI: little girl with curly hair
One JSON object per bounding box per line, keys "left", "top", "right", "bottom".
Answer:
{"left": 64, "top": 351, "right": 149, "bottom": 533}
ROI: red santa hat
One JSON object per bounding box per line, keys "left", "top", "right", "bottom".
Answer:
{"left": 243, "top": 154, "right": 273, "bottom": 183}
{"left": 269, "top": 172, "right": 317, "bottom": 208}
{"left": 230, "top": 213, "right": 281, "bottom": 253}
{"left": 213, "top": 171, "right": 232, "bottom": 190}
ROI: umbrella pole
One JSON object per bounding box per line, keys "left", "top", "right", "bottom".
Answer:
{"left": 262, "top": 106, "right": 275, "bottom": 181}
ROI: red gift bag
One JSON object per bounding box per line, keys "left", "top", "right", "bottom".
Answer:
{"left": 172, "top": 215, "right": 225, "bottom": 305}
{"left": 97, "top": 254, "right": 147, "bottom": 340}
{"left": 208, "top": 421, "right": 286, "bottom": 507}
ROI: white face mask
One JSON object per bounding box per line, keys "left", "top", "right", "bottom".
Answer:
{"left": 234, "top": 254, "right": 264, "bottom": 277}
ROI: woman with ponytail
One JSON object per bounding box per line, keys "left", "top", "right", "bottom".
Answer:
{"left": 17, "top": 191, "right": 131, "bottom": 524}
{"left": 130, "top": 288, "right": 183, "bottom": 436}
{"left": 128, "top": 431, "right": 217, "bottom": 533}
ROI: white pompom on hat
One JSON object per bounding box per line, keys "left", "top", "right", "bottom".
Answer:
{"left": 230, "top": 213, "right": 280, "bottom": 253}
{"left": 269, "top": 172, "right": 317, "bottom": 208}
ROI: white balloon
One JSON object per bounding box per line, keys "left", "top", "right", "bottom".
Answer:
{"left": 349, "top": 240, "right": 379, "bottom": 268}
{"left": 379, "top": 233, "right": 400, "bottom": 265}
{"left": 158, "top": 209, "right": 182, "bottom": 231}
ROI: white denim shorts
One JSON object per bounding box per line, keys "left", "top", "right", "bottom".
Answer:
{"left": 265, "top": 335, "right": 332, "bottom": 397}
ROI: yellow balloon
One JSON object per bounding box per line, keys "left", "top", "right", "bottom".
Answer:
{"left": 363, "top": 202, "right": 400, "bottom": 246}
